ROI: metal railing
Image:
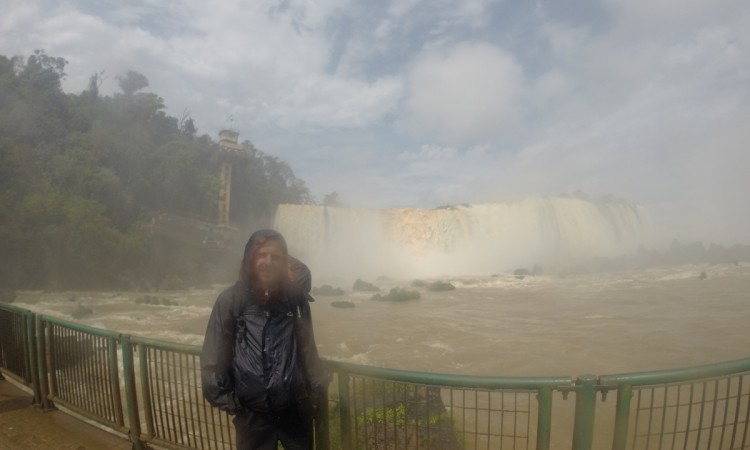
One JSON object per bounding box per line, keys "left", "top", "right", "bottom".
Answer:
{"left": 327, "top": 360, "right": 575, "bottom": 449}
{"left": 0, "top": 304, "right": 34, "bottom": 385}
{"left": 131, "top": 335, "right": 236, "bottom": 450}
{"left": 40, "top": 315, "right": 126, "bottom": 430}
{"left": 1, "top": 302, "right": 749, "bottom": 449}
{"left": 600, "top": 359, "right": 750, "bottom": 450}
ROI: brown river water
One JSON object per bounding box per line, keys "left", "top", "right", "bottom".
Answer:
{"left": 12, "top": 262, "right": 750, "bottom": 378}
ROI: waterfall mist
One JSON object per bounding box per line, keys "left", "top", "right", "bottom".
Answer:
{"left": 274, "top": 196, "right": 652, "bottom": 283}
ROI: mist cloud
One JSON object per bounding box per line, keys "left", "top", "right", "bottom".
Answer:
{"left": 401, "top": 42, "right": 525, "bottom": 144}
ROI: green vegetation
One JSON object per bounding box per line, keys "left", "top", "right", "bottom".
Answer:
{"left": 331, "top": 300, "right": 355, "bottom": 308}
{"left": 413, "top": 280, "right": 456, "bottom": 291}
{"left": 514, "top": 268, "right": 530, "bottom": 279}
{"left": 512, "top": 265, "right": 545, "bottom": 279}
{"left": 312, "top": 284, "right": 345, "bottom": 296}
{"left": 352, "top": 279, "right": 379, "bottom": 292}
{"left": 350, "top": 380, "right": 463, "bottom": 449}
{"left": 425, "top": 281, "right": 455, "bottom": 292}
{"left": 360, "top": 402, "right": 407, "bottom": 425}
{"left": 0, "top": 50, "right": 312, "bottom": 290}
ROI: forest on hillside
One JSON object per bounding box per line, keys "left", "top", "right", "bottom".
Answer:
{"left": 0, "top": 50, "right": 312, "bottom": 290}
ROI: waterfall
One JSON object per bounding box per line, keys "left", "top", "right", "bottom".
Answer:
{"left": 274, "top": 197, "right": 652, "bottom": 281}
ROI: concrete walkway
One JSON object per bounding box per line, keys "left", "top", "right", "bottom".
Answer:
{"left": 0, "top": 377, "right": 132, "bottom": 450}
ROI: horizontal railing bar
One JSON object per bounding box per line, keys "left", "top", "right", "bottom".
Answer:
{"left": 599, "top": 357, "right": 750, "bottom": 386}
{"left": 0, "top": 369, "right": 31, "bottom": 386}
{"left": 326, "top": 359, "right": 574, "bottom": 389}
{"left": 39, "top": 315, "right": 120, "bottom": 339}
{"left": 51, "top": 396, "right": 129, "bottom": 433}
{"left": 118, "top": 340, "right": 573, "bottom": 391}
{"left": 0, "top": 303, "right": 34, "bottom": 315}
{"left": 140, "top": 437, "right": 198, "bottom": 450}
{"left": 130, "top": 335, "right": 201, "bottom": 355}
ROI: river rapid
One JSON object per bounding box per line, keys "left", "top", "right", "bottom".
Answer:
{"left": 11, "top": 263, "right": 750, "bottom": 378}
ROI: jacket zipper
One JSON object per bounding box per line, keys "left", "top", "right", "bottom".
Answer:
{"left": 261, "top": 289, "right": 270, "bottom": 410}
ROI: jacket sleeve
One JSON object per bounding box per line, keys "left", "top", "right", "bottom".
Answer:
{"left": 201, "top": 287, "right": 242, "bottom": 414}
{"left": 297, "top": 300, "right": 330, "bottom": 392}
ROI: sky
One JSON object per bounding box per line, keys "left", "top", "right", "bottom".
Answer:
{"left": 2, "top": 0, "right": 749, "bottom": 245}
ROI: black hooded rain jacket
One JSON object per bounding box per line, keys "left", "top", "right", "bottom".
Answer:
{"left": 200, "top": 230, "right": 327, "bottom": 414}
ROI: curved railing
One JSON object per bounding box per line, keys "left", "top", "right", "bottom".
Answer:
{"left": 1, "top": 303, "right": 749, "bottom": 449}
{"left": 599, "top": 359, "right": 750, "bottom": 450}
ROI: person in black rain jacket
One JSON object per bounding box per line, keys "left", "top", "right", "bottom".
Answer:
{"left": 201, "top": 229, "right": 328, "bottom": 450}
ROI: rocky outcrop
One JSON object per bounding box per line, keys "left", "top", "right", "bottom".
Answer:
{"left": 353, "top": 279, "right": 380, "bottom": 292}
{"left": 312, "top": 285, "right": 345, "bottom": 296}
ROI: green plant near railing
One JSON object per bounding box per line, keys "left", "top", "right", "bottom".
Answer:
{"left": 325, "top": 402, "right": 343, "bottom": 450}
{"left": 351, "top": 380, "right": 440, "bottom": 426}
{"left": 357, "top": 407, "right": 463, "bottom": 449}
{"left": 360, "top": 403, "right": 407, "bottom": 425}
{"left": 360, "top": 403, "right": 450, "bottom": 427}
{"left": 349, "top": 378, "right": 464, "bottom": 450}
{"left": 354, "top": 378, "right": 415, "bottom": 396}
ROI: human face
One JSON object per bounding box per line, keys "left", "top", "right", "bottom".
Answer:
{"left": 252, "top": 240, "right": 286, "bottom": 289}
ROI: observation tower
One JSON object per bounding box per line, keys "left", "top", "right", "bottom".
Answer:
{"left": 216, "top": 128, "right": 245, "bottom": 226}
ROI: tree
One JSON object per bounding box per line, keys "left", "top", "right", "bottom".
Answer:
{"left": 179, "top": 109, "right": 198, "bottom": 137}
{"left": 0, "top": 50, "right": 313, "bottom": 289}
{"left": 16, "top": 49, "right": 67, "bottom": 91}
{"left": 323, "top": 192, "right": 343, "bottom": 206}
{"left": 117, "top": 70, "right": 149, "bottom": 96}
{"left": 85, "top": 70, "right": 105, "bottom": 98}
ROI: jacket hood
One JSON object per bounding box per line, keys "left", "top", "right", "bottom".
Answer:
{"left": 240, "top": 229, "right": 289, "bottom": 283}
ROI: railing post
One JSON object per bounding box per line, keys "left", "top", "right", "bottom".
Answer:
{"left": 612, "top": 384, "right": 632, "bottom": 450}
{"left": 314, "top": 384, "right": 330, "bottom": 450}
{"left": 121, "top": 335, "right": 146, "bottom": 449}
{"left": 137, "top": 343, "right": 154, "bottom": 440}
{"left": 536, "top": 386, "right": 554, "bottom": 450}
{"left": 338, "top": 370, "right": 352, "bottom": 450}
{"left": 25, "top": 311, "right": 41, "bottom": 406}
{"left": 572, "top": 374, "right": 597, "bottom": 450}
{"left": 35, "top": 315, "right": 54, "bottom": 411}
{"left": 108, "top": 336, "right": 125, "bottom": 427}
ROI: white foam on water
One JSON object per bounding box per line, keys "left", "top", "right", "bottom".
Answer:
{"left": 582, "top": 314, "right": 617, "bottom": 320}
{"left": 349, "top": 352, "right": 371, "bottom": 365}
{"left": 423, "top": 340, "right": 454, "bottom": 354}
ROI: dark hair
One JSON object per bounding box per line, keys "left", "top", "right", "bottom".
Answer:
{"left": 239, "top": 229, "right": 289, "bottom": 283}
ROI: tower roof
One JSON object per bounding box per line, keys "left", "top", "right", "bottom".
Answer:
{"left": 218, "top": 129, "right": 243, "bottom": 154}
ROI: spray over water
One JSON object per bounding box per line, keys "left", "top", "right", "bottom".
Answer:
{"left": 275, "top": 196, "right": 652, "bottom": 282}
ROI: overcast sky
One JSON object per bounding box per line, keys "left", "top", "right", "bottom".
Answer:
{"left": 2, "top": 0, "right": 749, "bottom": 244}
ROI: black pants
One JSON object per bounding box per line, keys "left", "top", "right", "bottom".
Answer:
{"left": 233, "top": 403, "right": 313, "bottom": 450}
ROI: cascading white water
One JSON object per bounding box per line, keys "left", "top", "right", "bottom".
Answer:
{"left": 274, "top": 197, "right": 652, "bottom": 282}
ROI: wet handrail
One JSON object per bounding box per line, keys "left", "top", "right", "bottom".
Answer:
{"left": 2, "top": 303, "right": 749, "bottom": 450}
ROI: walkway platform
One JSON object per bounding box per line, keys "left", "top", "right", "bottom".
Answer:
{"left": 0, "top": 378, "right": 132, "bottom": 450}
